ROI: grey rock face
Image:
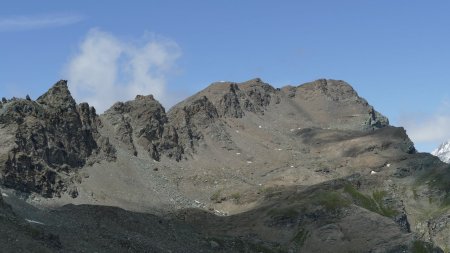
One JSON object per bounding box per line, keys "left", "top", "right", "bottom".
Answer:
{"left": 103, "top": 94, "right": 184, "bottom": 161}
{"left": 0, "top": 80, "right": 115, "bottom": 197}
{"left": 240, "top": 78, "right": 278, "bottom": 114}
{"left": 394, "top": 212, "right": 411, "bottom": 233}
{"left": 103, "top": 93, "right": 221, "bottom": 162}
{"left": 217, "top": 83, "right": 244, "bottom": 118}
{"left": 203, "top": 78, "right": 278, "bottom": 118}
{"left": 166, "top": 96, "right": 219, "bottom": 156}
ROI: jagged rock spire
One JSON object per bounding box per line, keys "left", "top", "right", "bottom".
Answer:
{"left": 37, "top": 80, "right": 76, "bottom": 108}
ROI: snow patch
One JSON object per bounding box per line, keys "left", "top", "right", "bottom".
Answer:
{"left": 370, "top": 170, "right": 377, "bottom": 175}
{"left": 213, "top": 209, "right": 228, "bottom": 216}
{"left": 1, "top": 193, "right": 8, "bottom": 197}
{"left": 386, "top": 163, "right": 391, "bottom": 168}
{"left": 25, "top": 219, "right": 45, "bottom": 225}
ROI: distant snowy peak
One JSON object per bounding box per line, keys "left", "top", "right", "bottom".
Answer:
{"left": 432, "top": 140, "right": 450, "bottom": 163}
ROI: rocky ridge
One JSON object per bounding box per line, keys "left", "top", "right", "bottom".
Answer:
{"left": 0, "top": 78, "right": 449, "bottom": 252}
{"left": 99, "top": 78, "right": 390, "bottom": 166}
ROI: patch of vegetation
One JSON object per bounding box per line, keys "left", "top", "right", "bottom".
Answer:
{"left": 230, "top": 192, "right": 242, "bottom": 204}
{"left": 371, "top": 190, "right": 385, "bottom": 203}
{"left": 344, "top": 184, "right": 378, "bottom": 212}
{"left": 260, "top": 186, "right": 283, "bottom": 198}
{"left": 438, "top": 193, "right": 450, "bottom": 208}
{"left": 210, "top": 189, "right": 222, "bottom": 202}
{"left": 344, "top": 185, "right": 398, "bottom": 218}
{"left": 372, "top": 190, "right": 398, "bottom": 217}
{"left": 247, "top": 242, "right": 281, "bottom": 253}
{"left": 291, "top": 228, "right": 309, "bottom": 247}
{"left": 416, "top": 165, "right": 450, "bottom": 195}
{"left": 412, "top": 240, "right": 435, "bottom": 253}
{"left": 444, "top": 245, "right": 450, "bottom": 253}
{"left": 259, "top": 187, "right": 274, "bottom": 194}
{"left": 314, "top": 190, "right": 351, "bottom": 211}
{"left": 424, "top": 168, "right": 450, "bottom": 207}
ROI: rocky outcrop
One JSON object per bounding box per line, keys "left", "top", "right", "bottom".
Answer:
{"left": 0, "top": 80, "right": 115, "bottom": 197}
{"left": 103, "top": 95, "right": 184, "bottom": 161}
{"left": 239, "top": 78, "right": 278, "bottom": 114}
{"left": 168, "top": 96, "right": 220, "bottom": 154}
{"left": 191, "top": 78, "right": 278, "bottom": 118}
{"left": 214, "top": 83, "right": 243, "bottom": 118}
{"left": 102, "top": 93, "right": 227, "bottom": 161}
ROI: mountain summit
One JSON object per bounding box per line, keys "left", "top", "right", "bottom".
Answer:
{"left": 432, "top": 140, "right": 450, "bottom": 163}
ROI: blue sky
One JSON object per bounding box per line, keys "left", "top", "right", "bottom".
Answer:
{"left": 1, "top": 1, "right": 450, "bottom": 152}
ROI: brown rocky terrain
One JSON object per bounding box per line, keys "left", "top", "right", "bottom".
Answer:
{"left": 0, "top": 78, "right": 449, "bottom": 252}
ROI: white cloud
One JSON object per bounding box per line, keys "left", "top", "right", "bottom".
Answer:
{"left": 0, "top": 14, "right": 83, "bottom": 31}
{"left": 399, "top": 100, "right": 450, "bottom": 151}
{"left": 63, "top": 28, "right": 181, "bottom": 112}
{"left": 403, "top": 116, "right": 450, "bottom": 142}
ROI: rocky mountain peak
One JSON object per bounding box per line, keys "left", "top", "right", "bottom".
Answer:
{"left": 36, "top": 80, "right": 76, "bottom": 109}
{"left": 102, "top": 94, "right": 185, "bottom": 161}
{"left": 135, "top": 94, "right": 156, "bottom": 101}
{"left": 432, "top": 140, "right": 450, "bottom": 163}
{"left": 243, "top": 77, "right": 263, "bottom": 84}
{"left": 107, "top": 94, "right": 165, "bottom": 117}
{"left": 0, "top": 80, "right": 116, "bottom": 198}
{"left": 297, "top": 79, "right": 360, "bottom": 101}
{"left": 174, "top": 78, "right": 279, "bottom": 120}
{"left": 286, "top": 79, "right": 389, "bottom": 131}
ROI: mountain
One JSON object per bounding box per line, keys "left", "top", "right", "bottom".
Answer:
{"left": 0, "top": 79, "right": 448, "bottom": 253}
{"left": 0, "top": 80, "right": 115, "bottom": 198}
{"left": 432, "top": 140, "right": 450, "bottom": 163}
